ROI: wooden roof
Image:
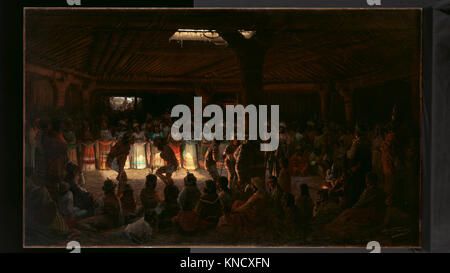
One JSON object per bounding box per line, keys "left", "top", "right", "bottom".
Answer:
{"left": 25, "top": 9, "right": 421, "bottom": 93}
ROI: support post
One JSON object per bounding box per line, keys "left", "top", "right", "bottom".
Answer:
{"left": 337, "top": 84, "right": 354, "bottom": 127}
{"left": 53, "top": 74, "right": 75, "bottom": 109}
{"left": 317, "top": 84, "right": 329, "bottom": 121}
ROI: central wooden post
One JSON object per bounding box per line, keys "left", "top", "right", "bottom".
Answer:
{"left": 219, "top": 31, "right": 274, "bottom": 106}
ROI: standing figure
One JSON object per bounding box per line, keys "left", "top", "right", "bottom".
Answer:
{"left": 204, "top": 139, "right": 221, "bottom": 181}
{"left": 42, "top": 119, "right": 67, "bottom": 179}
{"left": 150, "top": 121, "right": 163, "bottom": 140}
{"left": 80, "top": 124, "right": 96, "bottom": 172}
{"left": 344, "top": 123, "right": 372, "bottom": 208}
{"left": 144, "top": 123, "right": 153, "bottom": 168}
{"left": 380, "top": 128, "right": 398, "bottom": 205}
{"left": 265, "top": 150, "right": 277, "bottom": 177}
{"left": 114, "top": 121, "right": 131, "bottom": 169}
{"left": 63, "top": 120, "right": 78, "bottom": 165}
{"left": 274, "top": 123, "right": 289, "bottom": 176}
{"left": 131, "top": 124, "right": 147, "bottom": 169}
{"left": 223, "top": 139, "right": 238, "bottom": 188}
{"left": 141, "top": 113, "right": 153, "bottom": 132}
{"left": 107, "top": 132, "right": 133, "bottom": 193}
{"left": 371, "top": 125, "right": 384, "bottom": 185}
{"left": 182, "top": 140, "right": 199, "bottom": 171}
{"left": 278, "top": 158, "right": 292, "bottom": 194}
{"left": 154, "top": 137, "right": 179, "bottom": 179}
{"left": 34, "top": 118, "right": 49, "bottom": 181}
{"left": 149, "top": 126, "right": 165, "bottom": 170}
{"left": 96, "top": 119, "right": 114, "bottom": 170}
{"left": 42, "top": 119, "right": 68, "bottom": 199}
{"left": 234, "top": 140, "right": 266, "bottom": 191}
{"left": 26, "top": 118, "right": 39, "bottom": 174}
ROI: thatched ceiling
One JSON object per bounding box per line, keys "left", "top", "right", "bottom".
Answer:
{"left": 25, "top": 9, "right": 421, "bottom": 93}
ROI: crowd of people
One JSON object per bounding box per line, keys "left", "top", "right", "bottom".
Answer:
{"left": 25, "top": 106, "right": 420, "bottom": 245}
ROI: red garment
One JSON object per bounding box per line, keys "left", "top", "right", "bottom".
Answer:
{"left": 81, "top": 145, "right": 95, "bottom": 169}
{"left": 307, "top": 130, "right": 318, "bottom": 143}
{"left": 42, "top": 132, "right": 67, "bottom": 178}
{"left": 97, "top": 140, "right": 113, "bottom": 170}
{"left": 168, "top": 143, "right": 181, "bottom": 164}
{"left": 289, "top": 153, "right": 308, "bottom": 176}
{"left": 56, "top": 133, "right": 67, "bottom": 144}
{"left": 103, "top": 193, "right": 121, "bottom": 227}
{"left": 228, "top": 200, "right": 262, "bottom": 234}
{"left": 216, "top": 214, "right": 240, "bottom": 235}
{"left": 172, "top": 210, "right": 201, "bottom": 232}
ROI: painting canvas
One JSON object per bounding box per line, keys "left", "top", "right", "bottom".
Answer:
{"left": 23, "top": 8, "right": 421, "bottom": 248}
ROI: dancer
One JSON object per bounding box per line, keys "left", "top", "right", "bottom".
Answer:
{"left": 154, "top": 137, "right": 179, "bottom": 180}
{"left": 204, "top": 139, "right": 221, "bottom": 181}
{"left": 107, "top": 132, "right": 133, "bottom": 193}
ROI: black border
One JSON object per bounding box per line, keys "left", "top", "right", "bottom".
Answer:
{"left": 1, "top": 0, "right": 449, "bottom": 254}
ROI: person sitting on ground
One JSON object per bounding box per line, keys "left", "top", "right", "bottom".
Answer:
{"left": 158, "top": 175, "right": 180, "bottom": 230}
{"left": 216, "top": 203, "right": 238, "bottom": 238}
{"left": 231, "top": 177, "right": 269, "bottom": 236}
{"left": 353, "top": 172, "right": 386, "bottom": 210}
{"left": 57, "top": 182, "right": 88, "bottom": 222}
{"left": 324, "top": 172, "right": 386, "bottom": 241}
{"left": 217, "top": 176, "right": 234, "bottom": 213}
{"left": 310, "top": 189, "right": 343, "bottom": 228}
{"left": 140, "top": 174, "right": 162, "bottom": 215}
{"left": 139, "top": 174, "right": 162, "bottom": 231}
{"left": 25, "top": 177, "right": 71, "bottom": 237}
{"left": 172, "top": 173, "right": 201, "bottom": 235}
{"left": 282, "top": 192, "right": 300, "bottom": 237}
{"left": 64, "top": 162, "right": 95, "bottom": 217}
{"left": 195, "top": 180, "right": 222, "bottom": 229}
{"left": 76, "top": 179, "right": 123, "bottom": 232}
{"left": 267, "top": 176, "right": 284, "bottom": 220}
{"left": 295, "top": 183, "right": 314, "bottom": 225}
{"left": 123, "top": 210, "right": 158, "bottom": 244}
{"left": 120, "top": 184, "right": 137, "bottom": 222}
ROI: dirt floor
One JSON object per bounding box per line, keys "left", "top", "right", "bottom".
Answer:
{"left": 25, "top": 168, "right": 419, "bottom": 248}
{"left": 82, "top": 168, "right": 326, "bottom": 208}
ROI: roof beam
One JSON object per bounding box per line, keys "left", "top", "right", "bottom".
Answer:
{"left": 26, "top": 63, "right": 93, "bottom": 82}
